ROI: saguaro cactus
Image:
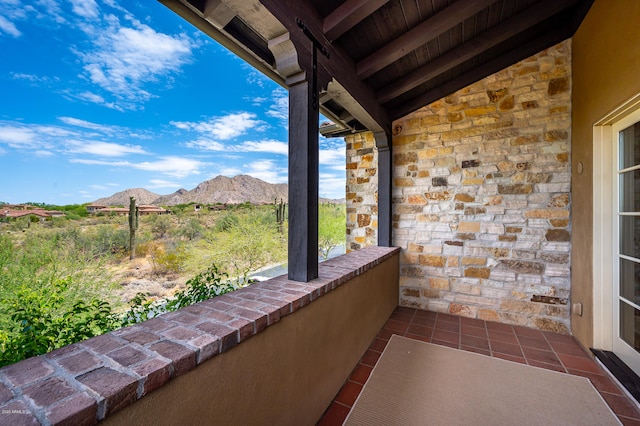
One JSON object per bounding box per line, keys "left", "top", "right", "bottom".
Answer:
{"left": 275, "top": 198, "right": 286, "bottom": 233}
{"left": 129, "top": 196, "right": 139, "bottom": 260}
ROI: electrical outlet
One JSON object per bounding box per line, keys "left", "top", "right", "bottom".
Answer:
{"left": 572, "top": 303, "right": 583, "bottom": 316}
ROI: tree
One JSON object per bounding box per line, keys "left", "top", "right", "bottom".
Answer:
{"left": 180, "top": 217, "right": 203, "bottom": 240}
{"left": 150, "top": 214, "right": 172, "bottom": 238}
{"left": 318, "top": 204, "right": 346, "bottom": 261}
{"left": 191, "top": 213, "right": 286, "bottom": 281}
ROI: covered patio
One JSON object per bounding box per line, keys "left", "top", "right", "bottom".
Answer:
{"left": 156, "top": 0, "right": 640, "bottom": 423}
{"left": 4, "top": 0, "right": 640, "bottom": 424}
{"left": 135, "top": 0, "right": 640, "bottom": 422}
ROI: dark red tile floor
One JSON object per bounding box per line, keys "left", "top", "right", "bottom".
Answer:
{"left": 317, "top": 307, "right": 640, "bottom": 426}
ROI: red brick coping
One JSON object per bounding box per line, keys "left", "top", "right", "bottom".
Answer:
{"left": 0, "top": 246, "right": 399, "bottom": 425}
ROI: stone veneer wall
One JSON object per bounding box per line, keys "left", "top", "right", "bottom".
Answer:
{"left": 346, "top": 132, "right": 379, "bottom": 251}
{"left": 345, "top": 40, "right": 572, "bottom": 333}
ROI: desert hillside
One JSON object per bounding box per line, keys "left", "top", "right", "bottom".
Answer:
{"left": 93, "top": 175, "right": 342, "bottom": 206}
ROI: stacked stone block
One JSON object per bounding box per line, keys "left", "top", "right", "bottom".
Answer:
{"left": 345, "top": 40, "right": 572, "bottom": 333}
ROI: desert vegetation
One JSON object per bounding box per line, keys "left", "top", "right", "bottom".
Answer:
{"left": 0, "top": 201, "right": 345, "bottom": 366}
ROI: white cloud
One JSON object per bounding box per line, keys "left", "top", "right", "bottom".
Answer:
{"left": 59, "top": 116, "right": 123, "bottom": 134}
{"left": 184, "top": 138, "right": 288, "bottom": 155}
{"left": 318, "top": 137, "right": 346, "bottom": 198}
{"left": 319, "top": 146, "right": 345, "bottom": 170}
{"left": 77, "top": 20, "right": 194, "bottom": 106}
{"left": 70, "top": 156, "right": 207, "bottom": 178}
{"left": 89, "top": 183, "right": 120, "bottom": 190}
{"left": 0, "top": 1, "right": 61, "bottom": 37}
{"left": 147, "top": 179, "right": 182, "bottom": 189}
{"left": 89, "top": 184, "right": 108, "bottom": 190}
{"left": 238, "top": 140, "right": 288, "bottom": 155}
{"left": 184, "top": 138, "right": 226, "bottom": 151}
{"left": 2, "top": 1, "right": 250, "bottom": 115}
{"left": 172, "top": 112, "right": 262, "bottom": 140}
{"left": 244, "top": 159, "right": 287, "bottom": 184}
{"left": 0, "top": 119, "right": 156, "bottom": 158}
{"left": 66, "top": 140, "right": 147, "bottom": 157}
{"left": 245, "top": 69, "right": 267, "bottom": 88}
{"left": 0, "top": 125, "right": 41, "bottom": 149}
{"left": 0, "top": 15, "right": 21, "bottom": 37}
{"left": 0, "top": 0, "right": 64, "bottom": 37}
{"left": 34, "top": 0, "right": 65, "bottom": 23}
{"left": 70, "top": 0, "right": 99, "bottom": 19}
{"left": 266, "top": 88, "right": 288, "bottom": 122}
{"left": 318, "top": 173, "right": 346, "bottom": 199}
{"left": 11, "top": 73, "right": 37, "bottom": 81}
{"left": 0, "top": 124, "right": 76, "bottom": 149}
{"left": 11, "top": 73, "right": 60, "bottom": 85}
{"left": 219, "top": 167, "right": 242, "bottom": 177}
{"left": 251, "top": 96, "right": 267, "bottom": 105}
{"left": 72, "top": 92, "right": 124, "bottom": 112}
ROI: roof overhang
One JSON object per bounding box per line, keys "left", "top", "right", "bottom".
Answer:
{"left": 160, "top": 0, "right": 594, "bottom": 138}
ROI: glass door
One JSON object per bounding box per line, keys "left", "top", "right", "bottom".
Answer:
{"left": 614, "top": 119, "right": 640, "bottom": 375}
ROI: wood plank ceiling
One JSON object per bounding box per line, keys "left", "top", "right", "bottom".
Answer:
{"left": 161, "top": 0, "right": 594, "bottom": 137}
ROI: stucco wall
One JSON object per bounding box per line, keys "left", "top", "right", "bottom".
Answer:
{"left": 103, "top": 250, "right": 399, "bottom": 426}
{"left": 347, "top": 41, "right": 573, "bottom": 333}
{"left": 571, "top": 0, "right": 640, "bottom": 348}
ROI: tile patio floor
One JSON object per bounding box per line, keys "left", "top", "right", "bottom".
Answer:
{"left": 317, "top": 307, "right": 640, "bottom": 426}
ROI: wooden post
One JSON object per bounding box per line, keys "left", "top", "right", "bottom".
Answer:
{"left": 374, "top": 131, "right": 392, "bottom": 247}
{"left": 288, "top": 78, "right": 319, "bottom": 282}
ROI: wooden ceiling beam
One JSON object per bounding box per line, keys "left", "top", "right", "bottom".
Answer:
{"left": 260, "top": 0, "right": 391, "bottom": 133}
{"left": 377, "top": 0, "right": 582, "bottom": 105}
{"left": 203, "top": 0, "right": 235, "bottom": 28}
{"left": 357, "top": 0, "right": 497, "bottom": 79}
{"left": 323, "top": 0, "right": 389, "bottom": 42}
{"left": 389, "top": 24, "right": 575, "bottom": 121}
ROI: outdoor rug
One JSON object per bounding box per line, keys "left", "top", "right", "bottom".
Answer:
{"left": 344, "top": 335, "right": 621, "bottom": 425}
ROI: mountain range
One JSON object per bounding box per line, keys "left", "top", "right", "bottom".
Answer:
{"left": 93, "top": 175, "right": 341, "bottom": 206}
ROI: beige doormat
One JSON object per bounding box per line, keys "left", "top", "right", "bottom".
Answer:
{"left": 344, "top": 335, "right": 621, "bottom": 425}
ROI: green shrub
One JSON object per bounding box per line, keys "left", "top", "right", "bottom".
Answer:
{"left": 167, "top": 264, "right": 237, "bottom": 310}
{"left": 214, "top": 213, "right": 239, "bottom": 232}
{"left": 120, "top": 292, "right": 165, "bottom": 326}
{"left": 0, "top": 278, "right": 116, "bottom": 367}
{"left": 148, "top": 242, "right": 188, "bottom": 274}
{"left": 121, "top": 264, "right": 238, "bottom": 327}
{"left": 0, "top": 262, "right": 236, "bottom": 365}
{"left": 158, "top": 245, "right": 187, "bottom": 273}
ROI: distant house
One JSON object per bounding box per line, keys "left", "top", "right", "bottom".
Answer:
{"left": 3, "top": 204, "right": 30, "bottom": 211}
{"left": 208, "top": 204, "right": 228, "bottom": 211}
{"left": 86, "top": 204, "right": 107, "bottom": 214}
{"left": 86, "top": 204, "right": 167, "bottom": 216}
{"left": 0, "top": 204, "right": 65, "bottom": 221}
{"left": 45, "top": 210, "right": 66, "bottom": 217}
{"left": 94, "top": 207, "right": 129, "bottom": 216}
{"left": 0, "top": 208, "right": 51, "bottom": 221}
{"left": 138, "top": 205, "right": 168, "bottom": 215}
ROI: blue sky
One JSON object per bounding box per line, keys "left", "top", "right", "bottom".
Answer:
{"left": 0, "top": 0, "right": 346, "bottom": 205}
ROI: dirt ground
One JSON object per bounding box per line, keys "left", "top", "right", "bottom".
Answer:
{"left": 110, "top": 256, "right": 189, "bottom": 304}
